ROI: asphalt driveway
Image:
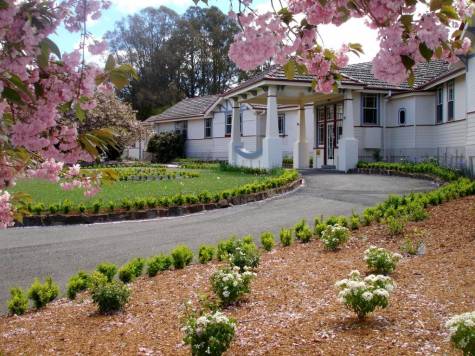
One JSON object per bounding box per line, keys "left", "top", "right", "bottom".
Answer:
{"left": 0, "top": 172, "right": 436, "bottom": 312}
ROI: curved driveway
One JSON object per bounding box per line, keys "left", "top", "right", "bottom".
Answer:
{"left": 0, "top": 173, "right": 435, "bottom": 310}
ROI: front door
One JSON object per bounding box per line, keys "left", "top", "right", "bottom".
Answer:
{"left": 327, "top": 123, "right": 335, "bottom": 165}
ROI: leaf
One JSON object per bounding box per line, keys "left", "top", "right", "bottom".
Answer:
{"left": 105, "top": 54, "right": 116, "bottom": 72}
{"left": 0, "top": 0, "right": 8, "bottom": 9}
{"left": 7, "top": 74, "right": 34, "bottom": 102}
{"left": 40, "top": 38, "right": 61, "bottom": 59}
{"left": 401, "top": 55, "right": 415, "bottom": 70}
{"left": 407, "top": 71, "right": 415, "bottom": 87}
{"left": 348, "top": 43, "right": 364, "bottom": 54}
{"left": 430, "top": 0, "right": 443, "bottom": 11}
{"left": 441, "top": 5, "right": 459, "bottom": 20}
{"left": 400, "top": 15, "right": 413, "bottom": 33}
{"left": 109, "top": 70, "right": 129, "bottom": 89}
{"left": 76, "top": 104, "right": 86, "bottom": 122}
{"left": 419, "top": 42, "right": 434, "bottom": 61}
{"left": 2, "top": 87, "right": 22, "bottom": 104}
{"left": 283, "top": 60, "right": 296, "bottom": 80}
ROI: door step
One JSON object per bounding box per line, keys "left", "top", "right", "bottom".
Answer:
{"left": 321, "top": 165, "right": 336, "bottom": 170}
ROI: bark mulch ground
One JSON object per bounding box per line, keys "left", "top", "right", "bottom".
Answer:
{"left": 1, "top": 196, "right": 474, "bottom": 355}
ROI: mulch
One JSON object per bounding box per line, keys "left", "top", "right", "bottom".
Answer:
{"left": 1, "top": 196, "right": 474, "bottom": 355}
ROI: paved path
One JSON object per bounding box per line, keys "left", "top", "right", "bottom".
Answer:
{"left": 0, "top": 173, "right": 435, "bottom": 311}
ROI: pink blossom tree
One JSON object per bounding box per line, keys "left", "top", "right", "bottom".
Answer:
{"left": 0, "top": 0, "right": 136, "bottom": 228}
{"left": 195, "top": 0, "right": 473, "bottom": 93}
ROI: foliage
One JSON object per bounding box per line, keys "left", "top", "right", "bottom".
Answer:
{"left": 183, "top": 309, "right": 236, "bottom": 356}
{"left": 118, "top": 258, "right": 145, "bottom": 283}
{"left": 27, "top": 277, "right": 60, "bottom": 309}
{"left": 147, "top": 254, "right": 173, "bottom": 277}
{"left": 279, "top": 228, "right": 293, "bottom": 247}
{"left": 294, "top": 219, "right": 312, "bottom": 243}
{"left": 147, "top": 132, "right": 185, "bottom": 163}
{"left": 90, "top": 279, "right": 130, "bottom": 314}
{"left": 320, "top": 224, "right": 350, "bottom": 251}
{"left": 260, "top": 231, "right": 275, "bottom": 251}
{"left": 335, "top": 270, "right": 395, "bottom": 320}
{"left": 228, "top": 241, "right": 260, "bottom": 272}
{"left": 198, "top": 245, "right": 216, "bottom": 264}
{"left": 66, "top": 271, "right": 90, "bottom": 300}
{"left": 7, "top": 288, "right": 29, "bottom": 316}
{"left": 364, "top": 246, "right": 402, "bottom": 275}
{"left": 445, "top": 311, "right": 475, "bottom": 356}
{"left": 171, "top": 245, "right": 194, "bottom": 269}
{"left": 211, "top": 266, "right": 256, "bottom": 306}
{"left": 96, "top": 262, "right": 118, "bottom": 282}
{"left": 386, "top": 216, "right": 407, "bottom": 236}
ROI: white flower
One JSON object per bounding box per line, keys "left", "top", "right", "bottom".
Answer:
{"left": 373, "top": 289, "right": 389, "bottom": 298}
{"left": 362, "top": 291, "right": 373, "bottom": 301}
{"left": 222, "top": 290, "right": 230, "bottom": 298}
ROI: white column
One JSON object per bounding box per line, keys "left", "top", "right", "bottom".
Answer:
{"left": 337, "top": 89, "right": 359, "bottom": 172}
{"left": 293, "top": 104, "right": 310, "bottom": 169}
{"left": 228, "top": 98, "right": 242, "bottom": 165}
{"left": 262, "top": 86, "right": 282, "bottom": 168}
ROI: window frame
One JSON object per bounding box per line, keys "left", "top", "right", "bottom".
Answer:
{"left": 204, "top": 117, "right": 213, "bottom": 138}
{"left": 398, "top": 108, "right": 406, "bottom": 126}
{"left": 436, "top": 86, "right": 444, "bottom": 124}
{"left": 361, "top": 94, "right": 379, "bottom": 126}
{"left": 447, "top": 80, "right": 455, "bottom": 121}
{"left": 225, "top": 114, "right": 232, "bottom": 137}
{"left": 278, "top": 113, "right": 286, "bottom": 136}
{"left": 174, "top": 121, "right": 188, "bottom": 139}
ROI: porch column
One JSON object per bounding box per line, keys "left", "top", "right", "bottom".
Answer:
{"left": 262, "top": 86, "right": 282, "bottom": 168}
{"left": 228, "top": 98, "right": 242, "bottom": 165}
{"left": 293, "top": 104, "right": 310, "bottom": 169}
{"left": 337, "top": 89, "right": 359, "bottom": 172}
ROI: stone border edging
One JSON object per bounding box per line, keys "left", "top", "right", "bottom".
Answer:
{"left": 16, "top": 178, "right": 303, "bottom": 227}
{"left": 348, "top": 168, "right": 446, "bottom": 184}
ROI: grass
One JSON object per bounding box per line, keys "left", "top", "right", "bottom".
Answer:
{"left": 9, "top": 168, "right": 277, "bottom": 207}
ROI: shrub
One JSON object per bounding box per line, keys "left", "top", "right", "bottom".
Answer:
{"left": 66, "top": 271, "right": 90, "bottom": 300}
{"left": 96, "top": 262, "right": 117, "bottom": 282}
{"left": 279, "top": 228, "right": 293, "bottom": 247}
{"left": 314, "top": 222, "right": 327, "bottom": 237}
{"left": 386, "top": 216, "right": 407, "bottom": 236}
{"left": 171, "top": 245, "right": 194, "bottom": 269}
{"left": 445, "top": 311, "right": 475, "bottom": 356}
{"left": 90, "top": 280, "right": 130, "bottom": 314}
{"left": 88, "top": 271, "right": 108, "bottom": 290}
{"left": 242, "top": 235, "right": 254, "bottom": 245}
{"left": 28, "top": 277, "right": 60, "bottom": 309}
{"left": 78, "top": 204, "right": 86, "bottom": 214}
{"left": 92, "top": 201, "right": 101, "bottom": 214}
{"left": 407, "top": 202, "right": 428, "bottom": 221}
{"left": 211, "top": 266, "right": 255, "bottom": 306}
{"left": 228, "top": 242, "right": 260, "bottom": 272}
{"left": 335, "top": 270, "right": 395, "bottom": 320}
{"left": 217, "top": 236, "right": 239, "bottom": 261}
{"left": 147, "top": 132, "right": 185, "bottom": 163}
{"left": 183, "top": 310, "right": 236, "bottom": 356}
{"left": 118, "top": 258, "right": 145, "bottom": 283}
{"left": 198, "top": 245, "right": 215, "bottom": 264}
{"left": 147, "top": 254, "right": 173, "bottom": 277}
{"left": 349, "top": 215, "right": 360, "bottom": 230}
{"left": 260, "top": 231, "right": 275, "bottom": 251}
{"left": 364, "top": 246, "right": 402, "bottom": 275}
{"left": 320, "top": 224, "right": 350, "bottom": 251}
{"left": 294, "top": 220, "right": 313, "bottom": 243}
{"left": 7, "top": 287, "right": 29, "bottom": 315}
{"left": 62, "top": 200, "right": 72, "bottom": 214}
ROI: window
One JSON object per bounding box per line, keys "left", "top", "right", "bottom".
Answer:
{"left": 240, "top": 113, "right": 243, "bottom": 136}
{"left": 225, "top": 114, "right": 232, "bottom": 136}
{"left": 174, "top": 121, "right": 188, "bottom": 138}
{"left": 316, "top": 106, "right": 325, "bottom": 146}
{"left": 447, "top": 80, "right": 455, "bottom": 121}
{"left": 398, "top": 108, "right": 406, "bottom": 125}
{"left": 362, "top": 94, "right": 379, "bottom": 125}
{"left": 278, "top": 114, "right": 285, "bottom": 136}
{"left": 436, "top": 86, "right": 443, "bottom": 123}
{"left": 204, "top": 118, "right": 212, "bottom": 138}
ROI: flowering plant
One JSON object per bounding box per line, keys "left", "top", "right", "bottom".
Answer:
{"left": 335, "top": 270, "right": 395, "bottom": 320}
{"left": 320, "top": 224, "right": 350, "bottom": 251}
{"left": 446, "top": 311, "right": 475, "bottom": 355}
{"left": 364, "top": 246, "right": 402, "bottom": 275}
{"left": 183, "top": 310, "right": 236, "bottom": 356}
{"left": 228, "top": 242, "right": 260, "bottom": 272}
{"left": 211, "top": 266, "right": 255, "bottom": 306}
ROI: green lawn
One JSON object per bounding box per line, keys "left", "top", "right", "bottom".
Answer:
{"left": 10, "top": 168, "right": 274, "bottom": 207}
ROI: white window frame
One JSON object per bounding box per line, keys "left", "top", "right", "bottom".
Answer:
{"left": 204, "top": 118, "right": 212, "bottom": 138}
{"left": 398, "top": 108, "right": 406, "bottom": 126}
{"left": 174, "top": 121, "right": 188, "bottom": 139}
{"left": 447, "top": 80, "right": 455, "bottom": 121}
{"left": 436, "top": 86, "right": 444, "bottom": 124}
{"left": 361, "top": 94, "right": 379, "bottom": 125}
{"left": 278, "top": 113, "right": 286, "bottom": 136}
{"left": 225, "top": 114, "right": 232, "bottom": 136}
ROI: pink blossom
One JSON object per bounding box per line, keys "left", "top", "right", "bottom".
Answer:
{"left": 0, "top": 191, "right": 14, "bottom": 229}
{"left": 88, "top": 40, "right": 108, "bottom": 55}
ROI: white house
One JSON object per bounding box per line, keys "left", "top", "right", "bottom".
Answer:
{"left": 136, "top": 27, "right": 475, "bottom": 175}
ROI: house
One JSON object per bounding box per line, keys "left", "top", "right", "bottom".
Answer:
{"left": 134, "top": 26, "right": 475, "bottom": 175}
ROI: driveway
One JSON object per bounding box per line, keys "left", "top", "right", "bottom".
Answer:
{"left": 0, "top": 173, "right": 435, "bottom": 311}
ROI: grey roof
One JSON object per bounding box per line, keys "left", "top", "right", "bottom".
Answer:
{"left": 145, "top": 95, "right": 220, "bottom": 123}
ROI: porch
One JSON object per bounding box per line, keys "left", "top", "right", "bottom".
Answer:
{"left": 224, "top": 82, "right": 359, "bottom": 171}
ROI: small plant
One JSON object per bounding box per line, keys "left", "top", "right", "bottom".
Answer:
{"left": 320, "top": 224, "right": 350, "bottom": 251}
{"left": 363, "top": 246, "right": 402, "bottom": 274}
{"left": 198, "top": 245, "right": 216, "bottom": 264}
{"left": 217, "top": 236, "right": 239, "bottom": 261}
{"left": 147, "top": 254, "right": 173, "bottom": 277}
{"left": 279, "top": 228, "right": 293, "bottom": 247}
{"left": 260, "top": 231, "right": 275, "bottom": 251}
{"left": 7, "top": 287, "right": 29, "bottom": 315}
{"left": 78, "top": 204, "right": 86, "bottom": 213}
{"left": 66, "top": 271, "right": 90, "bottom": 300}
{"left": 242, "top": 235, "right": 254, "bottom": 245}
{"left": 108, "top": 201, "right": 115, "bottom": 212}
{"left": 171, "top": 245, "right": 194, "bottom": 269}
{"left": 294, "top": 220, "right": 313, "bottom": 243}
{"left": 183, "top": 309, "right": 236, "bottom": 356}
{"left": 211, "top": 266, "right": 256, "bottom": 306}
{"left": 92, "top": 201, "right": 101, "bottom": 214}
{"left": 228, "top": 241, "right": 260, "bottom": 271}
{"left": 90, "top": 280, "right": 130, "bottom": 314}
{"left": 96, "top": 262, "right": 118, "bottom": 282}
{"left": 118, "top": 257, "right": 146, "bottom": 283}
{"left": 386, "top": 215, "right": 407, "bottom": 236}
{"left": 445, "top": 311, "right": 475, "bottom": 356}
{"left": 335, "top": 270, "right": 395, "bottom": 320}
{"left": 28, "top": 277, "right": 60, "bottom": 309}
{"left": 349, "top": 214, "right": 360, "bottom": 230}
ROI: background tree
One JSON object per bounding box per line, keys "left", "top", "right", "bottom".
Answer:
{"left": 79, "top": 93, "right": 145, "bottom": 160}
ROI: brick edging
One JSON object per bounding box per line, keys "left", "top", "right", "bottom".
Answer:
{"left": 17, "top": 178, "right": 303, "bottom": 227}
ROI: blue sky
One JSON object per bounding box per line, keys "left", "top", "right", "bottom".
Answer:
{"left": 51, "top": 0, "right": 379, "bottom": 64}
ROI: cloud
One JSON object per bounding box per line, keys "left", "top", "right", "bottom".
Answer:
{"left": 110, "top": 0, "right": 191, "bottom": 13}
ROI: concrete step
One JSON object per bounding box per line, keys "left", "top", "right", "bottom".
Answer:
{"left": 321, "top": 165, "right": 336, "bottom": 170}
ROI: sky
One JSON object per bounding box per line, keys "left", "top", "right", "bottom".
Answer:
{"left": 51, "top": 0, "right": 380, "bottom": 65}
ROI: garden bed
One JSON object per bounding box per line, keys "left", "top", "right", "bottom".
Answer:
{"left": 1, "top": 196, "right": 474, "bottom": 355}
